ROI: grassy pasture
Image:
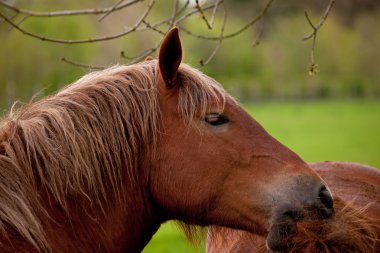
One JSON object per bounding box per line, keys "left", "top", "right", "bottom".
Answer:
{"left": 143, "top": 100, "right": 380, "bottom": 253}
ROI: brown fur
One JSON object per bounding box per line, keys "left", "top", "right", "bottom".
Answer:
{"left": 206, "top": 162, "right": 380, "bottom": 253}
{"left": 0, "top": 61, "right": 226, "bottom": 252}
{"left": 0, "top": 29, "right": 334, "bottom": 252}
{"left": 287, "top": 198, "right": 378, "bottom": 253}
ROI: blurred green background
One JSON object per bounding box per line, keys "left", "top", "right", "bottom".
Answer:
{"left": 1, "top": 0, "right": 379, "bottom": 252}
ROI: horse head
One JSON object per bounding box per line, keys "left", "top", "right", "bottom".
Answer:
{"left": 150, "top": 28, "right": 335, "bottom": 251}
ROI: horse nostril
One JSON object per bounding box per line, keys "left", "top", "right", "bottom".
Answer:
{"left": 318, "top": 186, "right": 334, "bottom": 209}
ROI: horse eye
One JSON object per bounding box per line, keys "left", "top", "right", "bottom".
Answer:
{"left": 204, "top": 113, "right": 229, "bottom": 126}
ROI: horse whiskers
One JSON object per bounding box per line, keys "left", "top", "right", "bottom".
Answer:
{"left": 288, "top": 198, "right": 378, "bottom": 253}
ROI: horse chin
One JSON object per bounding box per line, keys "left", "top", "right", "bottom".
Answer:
{"left": 265, "top": 217, "right": 297, "bottom": 252}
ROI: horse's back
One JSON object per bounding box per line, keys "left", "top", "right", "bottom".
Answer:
{"left": 310, "top": 161, "right": 380, "bottom": 219}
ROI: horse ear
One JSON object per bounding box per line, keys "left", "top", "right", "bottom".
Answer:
{"left": 158, "top": 27, "right": 182, "bottom": 89}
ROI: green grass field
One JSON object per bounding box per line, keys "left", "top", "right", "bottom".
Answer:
{"left": 143, "top": 100, "right": 380, "bottom": 253}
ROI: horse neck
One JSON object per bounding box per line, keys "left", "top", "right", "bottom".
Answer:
{"left": 41, "top": 165, "right": 163, "bottom": 253}
{"left": 0, "top": 67, "right": 165, "bottom": 251}
{"left": 0, "top": 145, "right": 162, "bottom": 252}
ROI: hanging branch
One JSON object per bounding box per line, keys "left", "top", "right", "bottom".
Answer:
{"left": 200, "top": 2, "right": 227, "bottom": 66}
{"left": 209, "top": 0, "right": 223, "bottom": 29}
{"left": 251, "top": 17, "right": 265, "bottom": 47}
{"left": 180, "top": 0, "right": 274, "bottom": 41}
{"left": 0, "top": 0, "right": 142, "bottom": 17}
{"left": 120, "top": 42, "right": 160, "bottom": 63}
{"left": 0, "top": 11, "right": 16, "bottom": 24}
{"left": 168, "top": 0, "right": 180, "bottom": 27}
{"left": 0, "top": 0, "right": 276, "bottom": 67}
{"left": 194, "top": 0, "right": 223, "bottom": 30}
{"left": 98, "top": 0, "right": 125, "bottom": 22}
{"left": 61, "top": 57, "right": 105, "bottom": 70}
{"left": 119, "top": 0, "right": 179, "bottom": 64}
{"left": 303, "top": 0, "right": 336, "bottom": 76}
{"left": 0, "top": 0, "right": 155, "bottom": 44}
{"left": 175, "top": 1, "right": 223, "bottom": 24}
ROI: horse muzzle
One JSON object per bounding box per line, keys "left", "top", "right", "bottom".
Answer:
{"left": 266, "top": 179, "right": 334, "bottom": 251}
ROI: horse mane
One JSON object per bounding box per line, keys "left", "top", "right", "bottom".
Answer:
{"left": 0, "top": 60, "right": 227, "bottom": 252}
{"left": 286, "top": 197, "right": 379, "bottom": 253}
{"left": 207, "top": 197, "right": 379, "bottom": 253}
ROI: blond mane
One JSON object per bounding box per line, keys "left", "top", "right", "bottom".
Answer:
{"left": 0, "top": 60, "right": 227, "bottom": 252}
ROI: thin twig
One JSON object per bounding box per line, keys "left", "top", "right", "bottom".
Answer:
{"left": 180, "top": 0, "right": 274, "bottom": 40}
{"left": 137, "top": 1, "right": 218, "bottom": 36}
{"left": 209, "top": 0, "right": 223, "bottom": 29}
{"left": 200, "top": 2, "right": 227, "bottom": 66}
{"left": 168, "top": 0, "right": 180, "bottom": 27}
{"left": 0, "top": 0, "right": 142, "bottom": 17}
{"left": 0, "top": 0, "right": 155, "bottom": 44}
{"left": 0, "top": 12, "right": 17, "bottom": 24}
{"left": 61, "top": 57, "right": 105, "bottom": 70}
{"left": 195, "top": 0, "right": 212, "bottom": 29}
{"left": 7, "top": 14, "right": 29, "bottom": 32}
{"left": 121, "top": 0, "right": 187, "bottom": 63}
{"left": 142, "top": 20, "right": 166, "bottom": 35}
{"left": 251, "top": 17, "right": 265, "bottom": 47}
{"left": 303, "top": 0, "right": 336, "bottom": 40}
{"left": 130, "top": 45, "right": 158, "bottom": 64}
{"left": 98, "top": 0, "right": 124, "bottom": 22}
{"left": 120, "top": 42, "right": 160, "bottom": 60}
{"left": 303, "top": 0, "right": 335, "bottom": 75}
{"left": 176, "top": 0, "right": 190, "bottom": 17}
{"left": 0, "top": 0, "right": 275, "bottom": 68}
{"left": 176, "top": 1, "right": 223, "bottom": 24}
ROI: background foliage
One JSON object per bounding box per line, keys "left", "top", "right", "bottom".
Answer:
{"left": 1, "top": 0, "right": 380, "bottom": 110}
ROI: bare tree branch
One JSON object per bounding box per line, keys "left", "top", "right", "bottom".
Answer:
{"left": 142, "top": 20, "right": 166, "bottom": 35}
{"left": 0, "top": 0, "right": 155, "bottom": 44}
{"left": 180, "top": 0, "right": 274, "bottom": 40}
{"left": 209, "top": 0, "right": 223, "bottom": 29}
{"left": 0, "top": 11, "right": 16, "bottom": 24}
{"left": 6, "top": 13, "right": 28, "bottom": 32}
{"left": 200, "top": 2, "right": 227, "bottom": 66}
{"left": 120, "top": 42, "right": 160, "bottom": 62}
{"left": 194, "top": 0, "right": 223, "bottom": 30}
{"left": 251, "top": 17, "right": 265, "bottom": 47}
{"left": 0, "top": 0, "right": 142, "bottom": 17}
{"left": 168, "top": 0, "right": 180, "bottom": 27}
{"left": 303, "top": 0, "right": 335, "bottom": 75}
{"left": 132, "top": 0, "right": 226, "bottom": 63}
{"left": 0, "top": 0, "right": 277, "bottom": 69}
{"left": 2, "top": 0, "right": 332, "bottom": 72}
{"left": 98, "top": 0, "right": 125, "bottom": 22}
{"left": 303, "top": 0, "right": 336, "bottom": 41}
{"left": 175, "top": 1, "right": 223, "bottom": 24}
{"left": 195, "top": 0, "right": 215, "bottom": 29}
{"left": 177, "top": 0, "right": 190, "bottom": 17}
{"left": 61, "top": 57, "right": 105, "bottom": 70}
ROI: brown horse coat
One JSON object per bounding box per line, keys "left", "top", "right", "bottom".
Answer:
{"left": 0, "top": 28, "right": 333, "bottom": 252}
{"left": 207, "top": 162, "right": 380, "bottom": 253}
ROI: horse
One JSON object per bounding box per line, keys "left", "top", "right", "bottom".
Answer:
{"left": 0, "top": 28, "right": 334, "bottom": 253}
{"left": 206, "top": 162, "right": 380, "bottom": 253}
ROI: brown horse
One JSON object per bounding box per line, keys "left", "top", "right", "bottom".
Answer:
{"left": 0, "top": 28, "right": 334, "bottom": 253}
{"left": 207, "top": 162, "right": 380, "bottom": 253}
